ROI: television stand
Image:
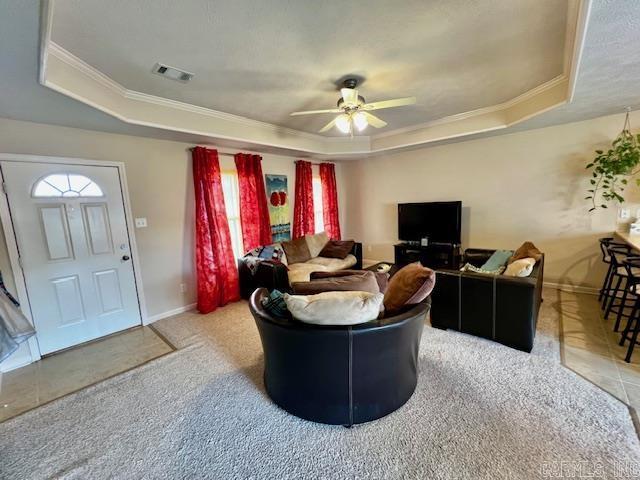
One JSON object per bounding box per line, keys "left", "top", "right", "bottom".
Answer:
{"left": 394, "top": 243, "right": 461, "bottom": 270}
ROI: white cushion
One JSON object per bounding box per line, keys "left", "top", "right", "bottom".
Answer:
{"left": 503, "top": 257, "right": 536, "bottom": 277}
{"left": 284, "top": 291, "right": 384, "bottom": 326}
{"left": 286, "top": 254, "right": 357, "bottom": 283}
{"left": 287, "top": 263, "right": 328, "bottom": 284}
{"left": 305, "top": 254, "right": 357, "bottom": 270}
{"left": 304, "top": 232, "right": 329, "bottom": 258}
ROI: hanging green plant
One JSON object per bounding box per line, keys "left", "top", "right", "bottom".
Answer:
{"left": 585, "top": 109, "right": 640, "bottom": 211}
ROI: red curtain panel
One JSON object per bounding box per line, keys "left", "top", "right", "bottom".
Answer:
{"left": 292, "top": 160, "right": 315, "bottom": 239}
{"left": 319, "top": 163, "right": 341, "bottom": 240}
{"left": 192, "top": 147, "right": 240, "bottom": 313}
{"left": 234, "top": 153, "right": 272, "bottom": 252}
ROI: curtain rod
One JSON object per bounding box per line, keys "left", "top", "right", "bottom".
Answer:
{"left": 188, "top": 147, "right": 328, "bottom": 164}
{"left": 188, "top": 148, "right": 234, "bottom": 157}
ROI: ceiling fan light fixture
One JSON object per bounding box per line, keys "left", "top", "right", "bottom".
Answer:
{"left": 353, "top": 111, "right": 368, "bottom": 131}
{"left": 335, "top": 114, "right": 351, "bottom": 134}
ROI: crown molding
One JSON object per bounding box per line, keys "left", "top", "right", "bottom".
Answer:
{"left": 39, "top": 0, "right": 590, "bottom": 159}
{"left": 48, "top": 42, "right": 321, "bottom": 142}
{"left": 48, "top": 41, "right": 127, "bottom": 96}
{"left": 372, "top": 75, "right": 567, "bottom": 140}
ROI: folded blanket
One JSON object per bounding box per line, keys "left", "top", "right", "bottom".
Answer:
{"left": 243, "top": 244, "right": 286, "bottom": 275}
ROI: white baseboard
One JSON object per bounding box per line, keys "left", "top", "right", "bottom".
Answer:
{"left": 543, "top": 282, "right": 599, "bottom": 295}
{"left": 145, "top": 303, "right": 197, "bottom": 324}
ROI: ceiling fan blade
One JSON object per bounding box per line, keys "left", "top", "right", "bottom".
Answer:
{"left": 318, "top": 117, "right": 338, "bottom": 133}
{"left": 290, "top": 108, "right": 342, "bottom": 116}
{"left": 364, "top": 96, "right": 416, "bottom": 111}
{"left": 340, "top": 88, "right": 358, "bottom": 106}
{"left": 362, "top": 112, "right": 387, "bottom": 128}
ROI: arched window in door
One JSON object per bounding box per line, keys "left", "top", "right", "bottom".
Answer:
{"left": 32, "top": 174, "right": 104, "bottom": 198}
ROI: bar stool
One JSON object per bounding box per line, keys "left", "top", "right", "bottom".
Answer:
{"left": 619, "top": 257, "right": 640, "bottom": 362}
{"left": 613, "top": 251, "right": 640, "bottom": 332}
{"left": 603, "top": 244, "right": 635, "bottom": 320}
{"left": 598, "top": 237, "right": 615, "bottom": 303}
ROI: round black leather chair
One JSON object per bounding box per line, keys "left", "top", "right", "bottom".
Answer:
{"left": 249, "top": 288, "right": 430, "bottom": 426}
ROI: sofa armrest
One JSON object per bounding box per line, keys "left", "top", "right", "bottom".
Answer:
{"left": 239, "top": 260, "right": 291, "bottom": 298}
{"left": 351, "top": 242, "right": 363, "bottom": 270}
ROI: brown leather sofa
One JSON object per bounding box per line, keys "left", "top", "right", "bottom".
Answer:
{"left": 239, "top": 242, "right": 362, "bottom": 298}
{"left": 430, "top": 248, "right": 544, "bottom": 352}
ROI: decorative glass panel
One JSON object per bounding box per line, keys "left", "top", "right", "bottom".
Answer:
{"left": 33, "top": 174, "right": 104, "bottom": 198}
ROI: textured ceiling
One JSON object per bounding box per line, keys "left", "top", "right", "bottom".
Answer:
{"left": 2, "top": 1, "right": 640, "bottom": 157}
{"left": 50, "top": 0, "right": 567, "bottom": 135}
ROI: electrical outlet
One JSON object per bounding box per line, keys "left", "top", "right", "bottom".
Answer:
{"left": 367, "top": 245, "right": 372, "bottom": 252}
{"left": 180, "top": 283, "right": 187, "bottom": 293}
{"left": 135, "top": 217, "right": 148, "bottom": 228}
{"left": 619, "top": 208, "right": 631, "bottom": 220}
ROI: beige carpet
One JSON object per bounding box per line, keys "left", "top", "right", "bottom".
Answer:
{"left": 1, "top": 290, "right": 639, "bottom": 479}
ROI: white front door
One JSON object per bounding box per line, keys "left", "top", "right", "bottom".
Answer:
{"left": 0, "top": 161, "right": 141, "bottom": 354}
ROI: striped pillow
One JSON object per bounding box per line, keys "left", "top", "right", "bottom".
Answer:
{"left": 261, "top": 289, "right": 288, "bottom": 318}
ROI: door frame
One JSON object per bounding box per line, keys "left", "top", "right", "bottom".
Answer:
{"left": 0, "top": 153, "right": 148, "bottom": 364}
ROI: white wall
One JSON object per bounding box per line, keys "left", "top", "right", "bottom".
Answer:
{"left": 342, "top": 110, "right": 640, "bottom": 290}
{"left": 0, "top": 117, "right": 346, "bottom": 370}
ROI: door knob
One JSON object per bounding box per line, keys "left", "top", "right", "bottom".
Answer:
{"left": 122, "top": 255, "right": 130, "bottom": 261}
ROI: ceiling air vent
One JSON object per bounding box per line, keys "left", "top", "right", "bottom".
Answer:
{"left": 152, "top": 63, "right": 194, "bottom": 83}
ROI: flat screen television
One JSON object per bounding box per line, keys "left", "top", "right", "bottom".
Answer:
{"left": 398, "top": 201, "right": 462, "bottom": 244}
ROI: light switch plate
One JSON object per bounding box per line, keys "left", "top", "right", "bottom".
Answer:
{"left": 135, "top": 217, "right": 148, "bottom": 228}
{"left": 619, "top": 208, "right": 631, "bottom": 220}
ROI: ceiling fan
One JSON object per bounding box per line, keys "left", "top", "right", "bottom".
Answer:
{"left": 290, "top": 78, "right": 416, "bottom": 135}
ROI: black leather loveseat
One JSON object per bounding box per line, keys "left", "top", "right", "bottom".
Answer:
{"left": 249, "top": 288, "right": 429, "bottom": 426}
{"left": 430, "top": 248, "right": 544, "bottom": 352}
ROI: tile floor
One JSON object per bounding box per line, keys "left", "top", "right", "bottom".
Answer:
{"left": 0, "top": 326, "right": 173, "bottom": 422}
{"left": 551, "top": 288, "right": 640, "bottom": 410}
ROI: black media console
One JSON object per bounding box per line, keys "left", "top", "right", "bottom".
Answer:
{"left": 394, "top": 242, "right": 461, "bottom": 270}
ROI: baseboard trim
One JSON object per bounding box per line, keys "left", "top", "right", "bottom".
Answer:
{"left": 146, "top": 303, "right": 197, "bottom": 324}
{"left": 543, "top": 282, "right": 599, "bottom": 295}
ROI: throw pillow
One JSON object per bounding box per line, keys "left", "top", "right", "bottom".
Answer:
{"left": 509, "top": 241, "right": 542, "bottom": 264}
{"left": 383, "top": 262, "right": 435, "bottom": 313}
{"left": 292, "top": 271, "right": 380, "bottom": 295}
{"left": 480, "top": 250, "right": 513, "bottom": 271}
{"left": 310, "top": 270, "right": 389, "bottom": 293}
{"left": 305, "top": 231, "right": 329, "bottom": 258}
{"left": 504, "top": 257, "right": 536, "bottom": 277}
{"left": 319, "top": 240, "right": 355, "bottom": 259}
{"left": 281, "top": 237, "right": 312, "bottom": 264}
{"left": 284, "top": 291, "right": 384, "bottom": 326}
{"left": 260, "top": 289, "right": 289, "bottom": 318}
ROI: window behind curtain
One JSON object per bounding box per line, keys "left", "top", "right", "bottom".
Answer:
{"left": 221, "top": 171, "right": 244, "bottom": 258}
{"left": 312, "top": 175, "right": 324, "bottom": 234}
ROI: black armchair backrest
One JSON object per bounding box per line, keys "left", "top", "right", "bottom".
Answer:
{"left": 623, "top": 256, "right": 640, "bottom": 287}
{"left": 607, "top": 244, "right": 633, "bottom": 267}
{"left": 598, "top": 237, "right": 615, "bottom": 263}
